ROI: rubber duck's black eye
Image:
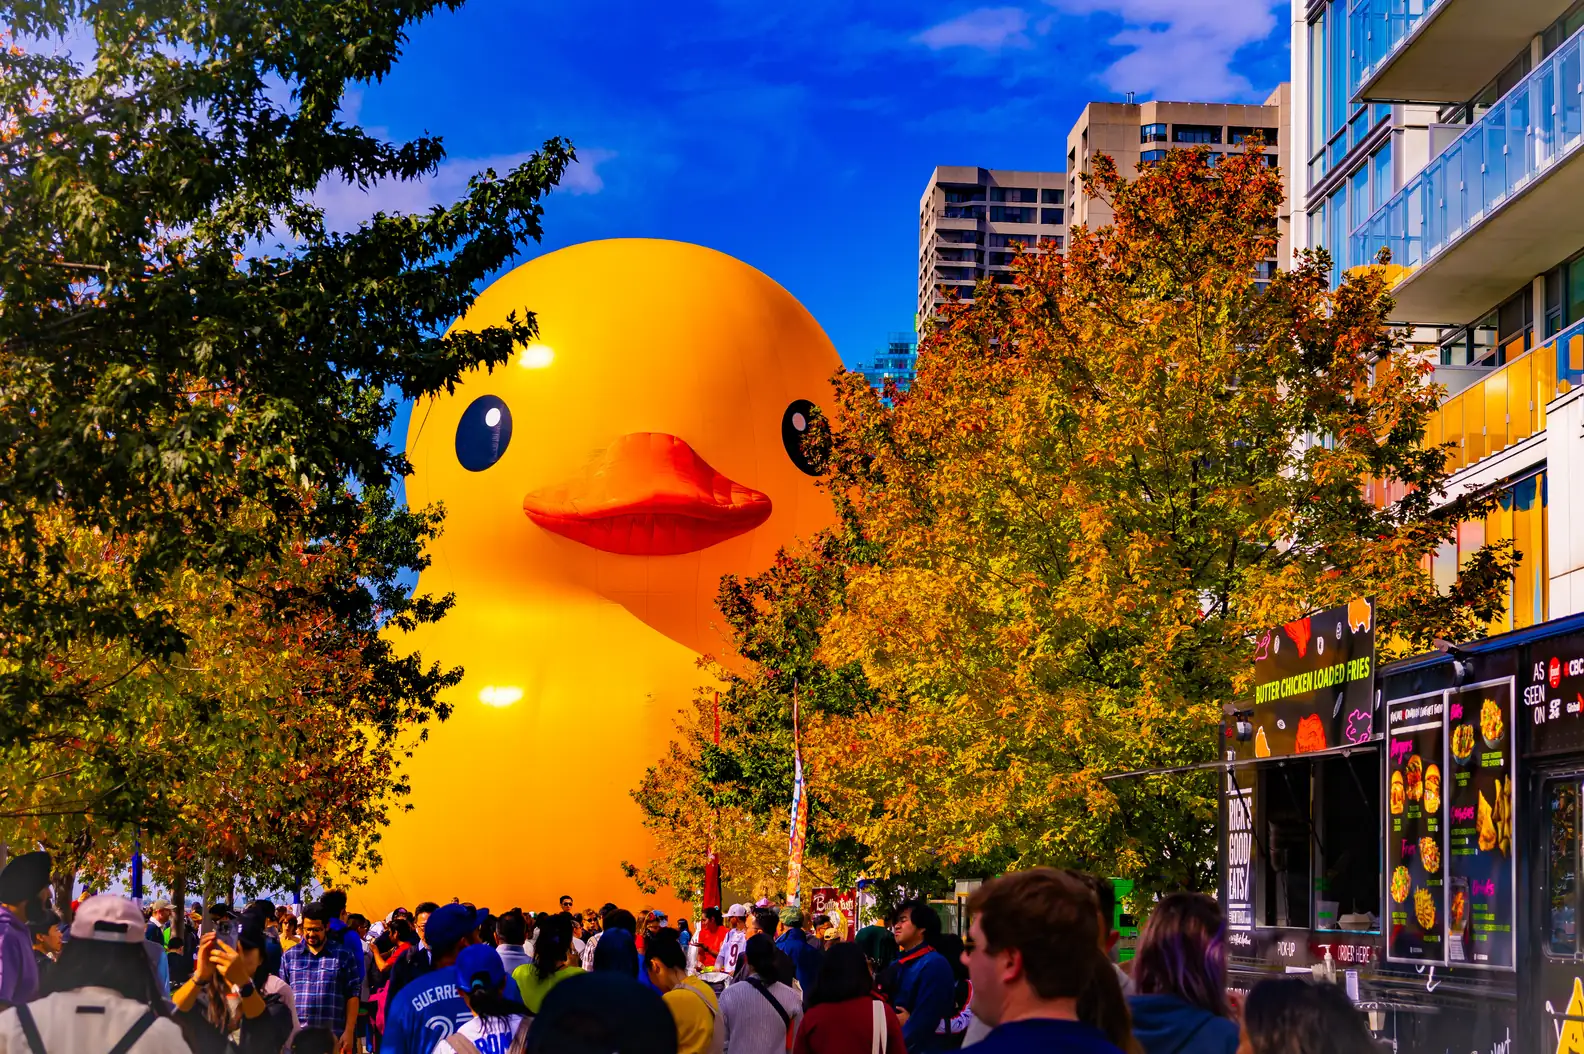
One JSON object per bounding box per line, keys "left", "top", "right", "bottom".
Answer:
{"left": 782, "top": 399, "right": 830, "bottom": 476}
{"left": 455, "top": 395, "right": 512, "bottom": 472}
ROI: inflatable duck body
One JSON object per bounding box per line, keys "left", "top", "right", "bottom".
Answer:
{"left": 349, "top": 240, "right": 839, "bottom": 915}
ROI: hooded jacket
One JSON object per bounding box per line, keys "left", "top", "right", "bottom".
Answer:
{"left": 0, "top": 907, "right": 37, "bottom": 1007}
{"left": 1126, "top": 993, "right": 1239, "bottom": 1054}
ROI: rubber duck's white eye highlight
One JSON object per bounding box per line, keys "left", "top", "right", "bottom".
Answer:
{"left": 456, "top": 395, "right": 512, "bottom": 471}
{"left": 782, "top": 399, "right": 829, "bottom": 476}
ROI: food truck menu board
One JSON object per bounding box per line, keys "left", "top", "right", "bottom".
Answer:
{"left": 1445, "top": 679, "right": 1515, "bottom": 970}
{"left": 1386, "top": 690, "right": 1446, "bottom": 964}
{"left": 1239, "top": 598, "right": 1376, "bottom": 760}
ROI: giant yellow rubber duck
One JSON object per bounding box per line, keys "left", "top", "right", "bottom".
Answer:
{"left": 348, "top": 240, "right": 839, "bottom": 916}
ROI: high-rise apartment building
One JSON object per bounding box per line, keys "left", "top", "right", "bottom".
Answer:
{"left": 1294, "top": 0, "right": 1584, "bottom": 628}
{"left": 917, "top": 167, "right": 1068, "bottom": 324}
{"left": 855, "top": 332, "right": 919, "bottom": 393}
{"left": 1064, "top": 88, "right": 1293, "bottom": 264}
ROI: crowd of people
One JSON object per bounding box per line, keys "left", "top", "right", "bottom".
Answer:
{"left": 0, "top": 849, "right": 1380, "bottom": 1054}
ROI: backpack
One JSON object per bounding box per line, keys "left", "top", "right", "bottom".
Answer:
{"left": 13, "top": 1004, "right": 159, "bottom": 1054}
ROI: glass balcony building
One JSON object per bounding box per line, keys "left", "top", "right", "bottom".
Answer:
{"left": 1291, "top": 0, "right": 1584, "bottom": 626}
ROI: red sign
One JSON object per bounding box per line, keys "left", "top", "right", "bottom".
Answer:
{"left": 1551, "top": 656, "right": 1563, "bottom": 689}
{"left": 808, "top": 888, "right": 858, "bottom": 940}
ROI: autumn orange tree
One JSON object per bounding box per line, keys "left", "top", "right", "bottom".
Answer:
{"left": 638, "top": 144, "right": 1515, "bottom": 900}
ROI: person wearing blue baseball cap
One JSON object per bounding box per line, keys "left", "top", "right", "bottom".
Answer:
{"left": 437, "top": 944, "right": 529, "bottom": 1054}
{"left": 382, "top": 903, "right": 479, "bottom": 1054}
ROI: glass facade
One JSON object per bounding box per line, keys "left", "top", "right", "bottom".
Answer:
{"left": 1307, "top": 2, "right": 1398, "bottom": 282}
{"left": 1424, "top": 470, "right": 1549, "bottom": 632}
{"left": 857, "top": 335, "right": 918, "bottom": 394}
{"left": 1348, "top": 0, "right": 1451, "bottom": 96}
{"left": 1352, "top": 24, "right": 1584, "bottom": 274}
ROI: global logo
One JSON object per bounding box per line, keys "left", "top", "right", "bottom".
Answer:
{"left": 1553, "top": 657, "right": 1564, "bottom": 690}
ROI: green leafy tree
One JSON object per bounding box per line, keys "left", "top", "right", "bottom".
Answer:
{"left": 0, "top": 0, "right": 573, "bottom": 841}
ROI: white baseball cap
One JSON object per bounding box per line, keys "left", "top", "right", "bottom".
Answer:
{"left": 70, "top": 895, "right": 146, "bottom": 944}
{"left": 725, "top": 904, "right": 749, "bottom": 918}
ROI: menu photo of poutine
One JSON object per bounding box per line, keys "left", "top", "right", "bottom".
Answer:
{"left": 1390, "top": 865, "right": 1411, "bottom": 904}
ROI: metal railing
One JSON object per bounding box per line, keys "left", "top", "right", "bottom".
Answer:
{"left": 1348, "top": 0, "right": 1449, "bottom": 95}
{"left": 1351, "top": 24, "right": 1584, "bottom": 272}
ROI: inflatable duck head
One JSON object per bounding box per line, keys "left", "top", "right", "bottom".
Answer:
{"left": 353, "top": 240, "right": 840, "bottom": 913}
{"left": 409, "top": 237, "right": 839, "bottom": 652}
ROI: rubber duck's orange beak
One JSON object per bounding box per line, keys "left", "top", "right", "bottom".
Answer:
{"left": 523, "top": 432, "right": 772, "bottom": 556}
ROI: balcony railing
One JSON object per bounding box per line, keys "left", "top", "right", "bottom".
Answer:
{"left": 1348, "top": 0, "right": 1448, "bottom": 95}
{"left": 1424, "top": 318, "right": 1584, "bottom": 475}
{"left": 1351, "top": 24, "right": 1584, "bottom": 272}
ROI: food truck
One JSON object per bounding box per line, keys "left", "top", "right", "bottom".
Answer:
{"left": 1220, "top": 599, "right": 1584, "bottom": 1053}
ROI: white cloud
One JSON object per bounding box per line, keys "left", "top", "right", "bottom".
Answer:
{"left": 914, "top": 7, "right": 1032, "bottom": 52}
{"left": 1045, "top": 0, "right": 1283, "bottom": 99}
{"left": 312, "top": 148, "right": 614, "bottom": 233}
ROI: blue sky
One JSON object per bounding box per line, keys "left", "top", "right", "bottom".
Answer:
{"left": 325, "top": 0, "right": 1292, "bottom": 367}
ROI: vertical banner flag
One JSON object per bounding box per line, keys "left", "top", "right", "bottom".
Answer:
{"left": 131, "top": 830, "right": 143, "bottom": 906}
{"left": 704, "top": 691, "right": 722, "bottom": 910}
{"left": 787, "top": 685, "right": 808, "bottom": 906}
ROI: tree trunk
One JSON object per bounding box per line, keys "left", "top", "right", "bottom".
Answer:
{"left": 51, "top": 872, "right": 75, "bottom": 924}
{"left": 172, "top": 872, "right": 188, "bottom": 944}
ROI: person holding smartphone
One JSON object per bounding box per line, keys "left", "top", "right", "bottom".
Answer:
{"left": 173, "top": 913, "right": 295, "bottom": 1054}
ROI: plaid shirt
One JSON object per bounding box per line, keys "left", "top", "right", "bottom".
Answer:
{"left": 279, "top": 938, "right": 360, "bottom": 1031}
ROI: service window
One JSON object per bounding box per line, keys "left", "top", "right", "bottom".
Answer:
{"left": 1255, "top": 764, "right": 1313, "bottom": 928}
{"left": 1548, "top": 778, "right": 1580, "bottom": 957}
{"left": 1315, "top": 752, "right": 1381, "bottom": 931}
{"left": 1252, "top": 753, "right": 1381, "bottom": 932}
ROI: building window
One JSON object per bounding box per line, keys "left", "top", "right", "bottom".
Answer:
{"left": 937, "top": 229, "right": 983, "bottom": 245}
{"left": 987, "top": 251, "right": 1016, "bottom": 266}
{"left": 1140, "top": 149, "right": 1168, "bottom": 163}
{"left": 1041, "top": 188, "right": 1064, "bottom": 204}
{"left": 1546, "top": 266, "right": 1564, "bottom": 337}
{"left": 1141, "top": 123, "right": 1168, "bottom": 143}
{"left": 1229, "top": 126, "right": 1279, "bottom": 146}
{"left": 936, "top": 266, "right": 976, "bottom": 282}
{"left": 943, "top": 186, "right": 986, "bottom": 204}
{"left": 1492, "top": 289, "right": 1533, "bottom": 363}
{"left": 1037, "top": 235, "right": 1064, "bottom": 250}
{"left": 1567, "top": 253, "right": 1584, "bottom": 326}
{"left": 1349, "top": 167, "right": 1370, "bottom": 238}
{"left": 1425, "top": 471, "right": 1548, "bottom": 630}
{"left": 986, "top": 233, "right": 1032, "bottom": 249}
{"left": 991, "top": 187, "right": 1038, "bottom": 203}
{"left": 944, "top": 205, "right": 984, "bottom": 220}
{"left": 1173, "top": 124, "right": 1222, "bottom": 144}
{"left": 988, "top": 205, "right": 1037, "bottom": 223}
{"left": 1041, "top": 208, "right": 1064, "bottom": 225}
{"left": 1370, "top": 140, "right": 1393, "bottom": 210}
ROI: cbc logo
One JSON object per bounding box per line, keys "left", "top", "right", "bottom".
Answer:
{"left": 1570, "top": 658, "right": 1584, "bottom": 677}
